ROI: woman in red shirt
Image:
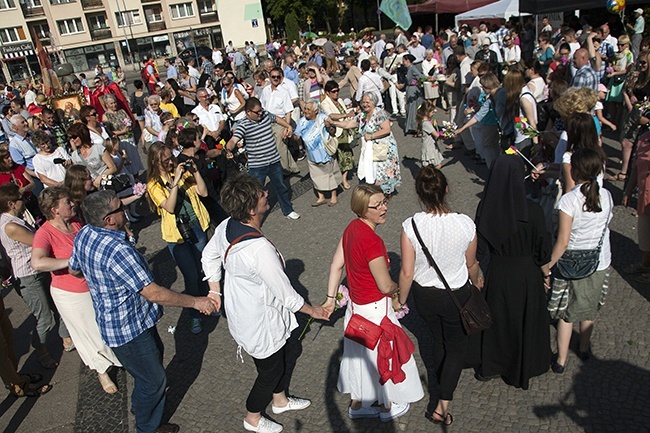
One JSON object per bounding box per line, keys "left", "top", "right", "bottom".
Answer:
{"left": 324, "top": 184, "right": 423, "bottom": 422}
{"left": 0, "top": 148, "right": 35, "bottom": 194}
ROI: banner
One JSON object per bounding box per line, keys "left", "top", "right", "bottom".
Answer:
{"left": 379, "top": 0, "right": 412, "bottom": 31}
{"left": 33, "top": 35, "right": 61, "bottom": 96}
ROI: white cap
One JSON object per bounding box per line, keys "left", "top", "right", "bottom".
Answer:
{"left": 482, "top": 38, "right": 491, "bottom": 46}
{"left": 363, "top": 42, "right": 372, "bottom": 48}
{"left": 634, "top": 8, "right": 643, "bottom": 14}
{"left": 385, "top": 43, "right": 395, "bottom": 49}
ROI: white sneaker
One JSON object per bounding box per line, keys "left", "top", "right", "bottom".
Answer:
{"left": 380, "top": 402, "right": 410, "bottom": 422}
{"left": 243, "top": 417, "right": 283, "bottom": 433}
{"left": 272, "top": 397, "right": 311, "bottom": 414}
{"left": 348, "top": 406, "right": 381, "bottom": 419}
{"left": 285, "top": 211, "right": 300, "bottom": 220}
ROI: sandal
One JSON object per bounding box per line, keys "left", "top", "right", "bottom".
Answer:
{"left": 4, "top": 373, "right": 42, "bottom": 390}
{"left": 98, "top": 372, "right": 118, "bottom": 394}
{"left": 328, "top": 200, "right": 338, "bottom": 207}
{"left": 10, "top": 383, "right": 53, "bottom": 398}
{"left": 311, "top": 200, "right": 327, "bottom": 207}
{"left": 606, "top": 172, "right": 626, "bottom": 181}
{"left": 37, "top": 353, "right": 58, "bottom": 369}
{"left": 431, "top": 411, "right": 453, "bottom": 426}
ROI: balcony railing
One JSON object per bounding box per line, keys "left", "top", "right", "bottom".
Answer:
{"left": 22, "top": 5, "right": 45, "bottom": 17}
{"left": 147, "top": 22, "right": 166, "bottom": 32}
{"left": 200, "top": 13, "right": 218, "bottom": 24}
{"left": 82, "top": 0, "right": 103, "bottom": 9}
{"left": 90, "top": 27, "right": 112, "bottom": 40}
{"left": 141, "top": 0, "right": 160, "bottom": 3}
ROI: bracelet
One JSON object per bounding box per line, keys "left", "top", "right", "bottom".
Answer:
{"left": 326, "top": 295, "right": 336, "bottom": 299}
{"left": 208, "top": 290, "right": 222, "bottom": 296}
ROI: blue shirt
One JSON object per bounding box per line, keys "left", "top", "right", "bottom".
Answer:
{"left": 69, "top": 225, "right": 162, "bottom": 347}
{"left": 283, "top": 66, "right": 299, "bottom": 84}
{"left": 421, "top": 33, "right": 434, "bottom": 50}
{"left": 167, "top": 64, "right": 178, "bottom": 80}
{"left": 294, "top": 113, "right": 331, "bottom": 164}
{"left": 9, "top": 134, "right": 37, "bottom": 170}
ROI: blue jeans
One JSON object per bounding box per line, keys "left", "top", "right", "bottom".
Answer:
{"left": 248, "top": 161, "right": 294, "bottom": 216}
{"left": 112, "top": 327, "right": 166, "bottom": 433}
{"left": 167, "top": 223, "right": 208, "bottom": 319}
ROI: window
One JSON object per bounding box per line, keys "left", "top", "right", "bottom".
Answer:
{"left": 197, "top": 0, "right": 216, "bottom": 14}
{"left": 51, "top": 0, "right": 75, "bottom": 4}
{"left": 25, "top": 0, "right": 43, "bottom": 7}
{"left": 115, "top": 10, "right": 142, "bottom": 27}
{"left": 0, "top": 27, "right": 26, "bottom": 43}
{"left": 170, "top": 2, "right": 193, "bottom": 19}
{"left": 57, "top": 18, "right": 84, "bottom": 35}
{"left": 32, "top": 23, "right": 50, "bottom": 39}
{"left": 88, "top": 15, "right": 107, "bottom": 30}
{"left": 144, "top": 6, "right": 163, "bottom": 23}
{"left": 0, "top": 0, "right": 16, "bottom": 10}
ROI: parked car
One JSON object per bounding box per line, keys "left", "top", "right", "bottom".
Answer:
{"left": 178, "top": 45, "right": 213, "bottom": 65}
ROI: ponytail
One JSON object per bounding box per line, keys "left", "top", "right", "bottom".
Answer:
{"left": 580, "top": 177, "right": 602, "bottom": 213}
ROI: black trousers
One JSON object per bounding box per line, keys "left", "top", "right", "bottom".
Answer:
{"left": 412, "top": 283, "right": 470, "bottom": 401}
{"left": 246, "top": 344, "right": 287, "bottom": 413}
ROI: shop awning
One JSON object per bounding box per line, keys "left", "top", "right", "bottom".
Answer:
{"left": 408, "top": 0, "right": 496, "bottom": 14}
{"left": 2, "top": 42, "right": 35, "bottom": 62}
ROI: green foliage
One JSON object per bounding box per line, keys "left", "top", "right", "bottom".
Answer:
{"left": 285, "top": 12, "right": 300, "bottom": 43}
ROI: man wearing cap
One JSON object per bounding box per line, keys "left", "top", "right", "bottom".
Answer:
{"left": 383, "top": 43, "right": 405, "bottom": 116}
{"left": 627, "top": 8, "right": 645, "bottom": 59}
{"left": 475, "top": 38, "right": 499, "bottom": 73}
{"left": 358, "top": 42, "right": 372, "bottom": 68}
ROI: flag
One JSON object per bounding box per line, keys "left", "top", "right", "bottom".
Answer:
{"left": 379, "top": 0, "right": 412, "bottom": 31}
{"left": 33, "top": 35, "right": 62, "bottom": 96}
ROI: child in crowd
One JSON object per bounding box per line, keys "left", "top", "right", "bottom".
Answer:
{"left": 416, "top": 100, "right": 444, "bottom": 168}
{"left": 594, "top": 83, "right": 617, "bottom": 134}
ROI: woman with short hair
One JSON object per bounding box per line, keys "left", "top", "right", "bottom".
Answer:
{"left": 102, "top": 94, "right": 144, "bottom": 176}
{"left": 68, "top": 122, "right": 117, "bottom": 189}
{"left": 31, "top": 130, "right": 70, "bottom": 188}
{"left": 321, "top": 80, "right": 354, "bottom": 190}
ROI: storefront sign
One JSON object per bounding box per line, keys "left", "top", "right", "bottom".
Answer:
{"left": 1, "top": 42, "right": 34, "bottom": 55}
{"left": 153, "top": 35, "right": 169, "bottom": 42}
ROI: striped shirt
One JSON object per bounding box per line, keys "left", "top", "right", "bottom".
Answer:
{"left": 69, "top": 225, "right": 162, "bottom": 347}
{"left": 233, "top": 112, "right": 281, "bottom": 169}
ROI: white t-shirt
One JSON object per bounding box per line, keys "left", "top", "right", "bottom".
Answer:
{"left": 557, "top": 185, "right": 612, "bottom": 270}
{"left": 260, "top": 85, "right": 294, "bottom": 117}
{"left": 402, "top": 212, "right": 476, "bottom": 289}
{"left": 527, "top": 76, "right": 547, "bottom": 102}
{"left": 32, "top": 147, "right": 70, "bottom": 186}
{"left": 515, "top": 88, "right": 537, "bottom": 144}
{"left": 192, "top": 103, "right": 224, "bottom": 132}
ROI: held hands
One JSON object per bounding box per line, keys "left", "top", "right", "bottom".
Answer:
{"left": 207, "top": 291, "right": 222, "bottom": 312}
{"left": 281, "top": 126, "right": 293, "bottom": 139}
{"left": 310, "top": 305, "right": 331, "bottom": 321}
{"left": 194, "top": 296, "right": 220, "bottom": 315}
{"left": 391, "top": 296, "right": 403, "bottom": 312}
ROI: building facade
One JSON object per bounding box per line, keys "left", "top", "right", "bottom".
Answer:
{"left": 0, "top": 0, "right": 267, "bottom": 82}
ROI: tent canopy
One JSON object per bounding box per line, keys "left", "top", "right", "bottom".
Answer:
{"left": 408, "top": 0, "right": 495, "bottom": 14}
{"left": 455, "top": 0, "right": 530, "bottom": 28}
{"left": 518, "top": 0, "right": 647, "bottom": 14}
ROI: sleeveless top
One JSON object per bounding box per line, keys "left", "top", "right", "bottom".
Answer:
{"left": 0, "top": 213, "right": 37, "bottom": 278}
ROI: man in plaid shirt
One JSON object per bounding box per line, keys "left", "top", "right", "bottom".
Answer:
{"left": 69, "top": 190, "right": 218, "bottom": 433}
{"left": 496, "top": 19, "right": 510, "bottom": 55}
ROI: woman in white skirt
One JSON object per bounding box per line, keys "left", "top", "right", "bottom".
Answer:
{"left": 294, "top": 100, "right": 343, "bottom": 207}
{"left": 32, "top": 187, "right": 121, "bottom": 394}
{"left": 324, "top": 184, "right": 424, "bottom": 421}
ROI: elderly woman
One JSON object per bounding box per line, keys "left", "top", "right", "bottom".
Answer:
{"left": 321, "top": 80, "right": 354, "bottom": 190}
{"left": 324, "top": 184, "right": 423, "bottom": 422}
{"left": 32, "top": 186, "right": 121, "bottom": 393}
{"left": 102, "top": 94, "right": 144, "bottom": 176}
{"left": 422, "top": 49, "right": 439, "bottom": 77}
{"left": 79, "top": 105, "right": 110, "bottom": 148}
{"left": 144, "top": 95, "right": 164, "bottom": 151}
{"left": 201, "top": 174, "right": 329, "bottom": 433}
{"left": 294, "top": 99, "right": 343, "bottom": 206}
{"left": 328, "top": 92, "right": 401, "bottom": 195}
{"left": 31, "top": 130, "right": 70, "bottom": 188}
{"left": 0, "top": 184, "right": 68, "bottom": 369}
{"left": 68, "top": 123, "right": 117, "bottom": 189}
{"left": 397, "top": 166, "right": 480, "bottom": 425}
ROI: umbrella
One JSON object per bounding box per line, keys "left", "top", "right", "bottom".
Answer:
{"left": 302, "top": 32, "right": 318, "bottom": 39}
{"left": 313, "top": 38, "right": 328, "bottom": 46}
{"left": 358, "top": 27, "right": 376, "bottom": 35}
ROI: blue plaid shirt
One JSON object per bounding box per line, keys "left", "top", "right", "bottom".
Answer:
{"left": 570, "top": 65, "right": 599, "bottom": 91}
{"left": 69, "top": 225, "right": 162, "bottom": 347}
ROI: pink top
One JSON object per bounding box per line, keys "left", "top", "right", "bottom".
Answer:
{"left": 32, "top": 219, "right": 89, "bottom": 293}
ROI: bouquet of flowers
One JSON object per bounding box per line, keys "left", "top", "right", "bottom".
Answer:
{"left": 132, "top": 182, "right": 147, "bottom": 197}
{"left": 395, "top": 302, "right": 410, "bottom": 320}
{"left": 298, "top": 284, "right": 350, "bottom": 340}
{"left": 439, "top": 121, "right": 457, "bottom": 139}
{"left": 99, "top": 173, "right": 131, "bottom": 193}
{"left": 122, "top": 117, "right": 132, "bottom": 128}
{"left": 514, "top": 117, "right": 540, "bottom": 138}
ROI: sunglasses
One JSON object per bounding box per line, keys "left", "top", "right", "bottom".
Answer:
{"left": 330, "top": 89, "right": 340, "bottom": 93}
{"left": 639, "top": 61, "right": 648, "bottom": 66}
{"left": 103, "top": 203, "right": 124, "bottom": 220}
{"left": 248, "top": 109, "right": 263, "bottom": 115}
{"left": 270, "top": 75, "right": 281, "bottom": 79}
{"left": 88, "top": 112, "right": 97, "bottom": 116}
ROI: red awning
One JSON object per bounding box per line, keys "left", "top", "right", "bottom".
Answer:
{"left": 408, "top": 0, "right": 496, "bottom": 14}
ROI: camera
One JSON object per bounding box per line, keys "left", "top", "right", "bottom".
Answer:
{"left": 53, "top": 158, "right": 65, "bottom": 164}
{"left": 175, "top": 215, "right": 193, "bottom": 241}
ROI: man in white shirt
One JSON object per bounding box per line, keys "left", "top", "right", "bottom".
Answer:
{"left": 394, "top": 27, "right": 409, "bottom": 48}
{"left": 442, "top": 34, "right": 457, "bottom": 67}
{"left": 357, "top": 42, "right": 372, "bottom": 68}
{"left": 503, "top": 35, "right": 521, "bottom": 64}
{"left": 187, "top": 58, "right": 201, "bottom": 80}
{"left": 212, "top": 47, "right": 223, "bottom": 66}
{"left": 373, "top": 34, "right": 387, "bottom": 60}
{"left": 192, "top": 88, "right": 225, "bottom": 158}
{"left": 225, "top": 41, "right": 235, "bottom": 54}
{"left": 541, "top": 17, "right": 552, "bottom": 34}
{"left": 260, "top": 71, "right": 300, "bottom": 174}
{"left": 382, "top": 43, "right": 405, "bottom": 115}
{"left": 355, "top": 59, "right": 384, "bottom": 108}
{"left": 455, "top": 46, "right": 473, "bottom": 93}
{"left": 408, "top": 36, "right": 426, "bottom": 63}
{"left": 601, "top": 24, "right": 619, "bottom": 53}
{"left": 627, "top": 8, "right": 645, "bottom": 59}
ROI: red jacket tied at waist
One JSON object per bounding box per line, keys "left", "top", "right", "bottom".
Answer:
{"left": 377, "top": 316, "right": 415, "bottom": 385}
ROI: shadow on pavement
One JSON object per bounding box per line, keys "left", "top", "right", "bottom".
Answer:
{"left": 608, "top": 230, "right": 650, "bottom": 302}
{"left": 533, "top": 356, "right": 650, "bottom": 432}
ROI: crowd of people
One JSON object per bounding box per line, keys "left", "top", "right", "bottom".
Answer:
{"left": 0, "top": 8, "right": 647, "bottom": 433}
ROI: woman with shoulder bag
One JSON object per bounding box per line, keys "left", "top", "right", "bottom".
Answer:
{"left": 547, "top": 148, "right": 613, "bottom": 373}
{"left": 397, "top": 166, "right": 479, "bottom": 426}
{"left": 474, "top": 155, "right": 552, "bottom": 389}
{"left": 324, "top": 184, "right": 423, "bottom": 422}
{"left": 147, "top": 142, "right": 211, "bottom": 334}
{"left": 321, "top": 80, "right": 354, "bottom": 190}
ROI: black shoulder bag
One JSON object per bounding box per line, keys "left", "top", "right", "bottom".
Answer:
{"left": 411, "top": 219, "right": 493, "bottom": 335}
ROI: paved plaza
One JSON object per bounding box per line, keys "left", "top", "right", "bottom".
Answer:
{"left": 0, "top": 85, "right": 649, "bottom": 432}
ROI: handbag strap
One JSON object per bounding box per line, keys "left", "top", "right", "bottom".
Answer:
{"left": 595, "top": 193, "right": 613, "bottom": 252}
{"left": 410, "top": 219, "right": 465, "bottom": 312}
{"left": 224, "top": 231, "right": 264, "bottom": 264}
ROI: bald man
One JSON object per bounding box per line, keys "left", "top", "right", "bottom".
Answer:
{"left": 570, "top": 48, "right": 598, "bottom": 91}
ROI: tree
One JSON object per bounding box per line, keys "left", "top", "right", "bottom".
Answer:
{"left": 285, "top": 11, "right": 300, "bottom": 43}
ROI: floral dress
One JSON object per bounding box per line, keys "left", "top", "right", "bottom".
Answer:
{"left": 357, "top": 109, "right": 401, "bottom": 194}
{"left": 104, "top": 109, "right": 144, "bottom": 175}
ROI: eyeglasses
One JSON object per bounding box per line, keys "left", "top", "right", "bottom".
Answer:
{"left": 270, "top": 75, "right": 282, "bottom": 79}
{"left": 367, "top": 198, "right": 389, "bottom": 209}
{"left": 639, "top": 61, "right": 648, "bottom": 66}
{"left": 617, "top": 43, "right": 626, "bottom": 46}
{"left": 248, "top": 109, "right": 263, "bottom": 116}
{"left": 504, "top": 38, "right": 511, "bottom": 42}
{"left": 103, "top": 203, "right": 124, "bottom": 220}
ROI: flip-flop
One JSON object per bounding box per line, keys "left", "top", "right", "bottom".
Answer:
{"left": 311, "top": 201, "right": 327, "bottom": 207}
{"left": 328, "top": 201, "right": 338, "bottom": 207}
{"left": 430, "top": 411, "right": 453, "bottom": 426}
{"left": 10, "top": 383, "right": 53, "bottom": 398}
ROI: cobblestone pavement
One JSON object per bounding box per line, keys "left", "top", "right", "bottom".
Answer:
{"left": 1, "top": 89, "right": 649, "bottom": 432}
